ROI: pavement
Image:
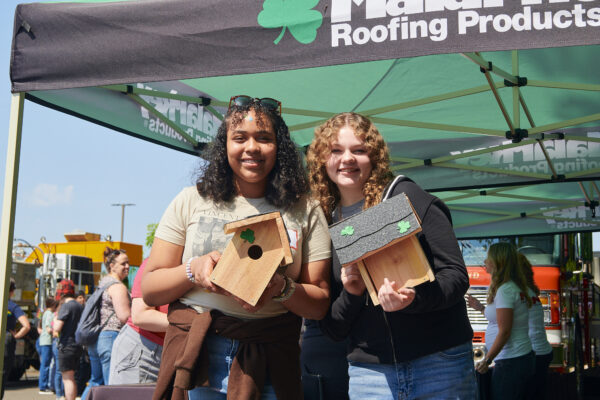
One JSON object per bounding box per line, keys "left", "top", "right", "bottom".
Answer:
{"left": 2, "top": 367, "right": 76, "bottom": 400}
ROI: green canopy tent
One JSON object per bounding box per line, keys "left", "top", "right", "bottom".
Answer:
{"left": 2, "top": 1, "right": 600, "bottom": 374}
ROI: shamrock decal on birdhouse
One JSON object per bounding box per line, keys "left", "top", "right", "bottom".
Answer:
{"left": 341, "top": 226, "right": 354, "bottom": 236}
{"left": 397, "top": 221, "right": 411, "bottom": 234}
{"left": 257, "top": 0, "right": 323, "bottom": 44}
{"left": 240, "top": 228, "right": 255, "bottom": 243}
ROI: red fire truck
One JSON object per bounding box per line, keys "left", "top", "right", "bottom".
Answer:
{"left": 461, "top": 233, "right": 600, "bottom": 375}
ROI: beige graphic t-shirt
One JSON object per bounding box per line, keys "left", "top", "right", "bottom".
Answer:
{"left": 155, "top": 186, "right": 331, "bottom": 319}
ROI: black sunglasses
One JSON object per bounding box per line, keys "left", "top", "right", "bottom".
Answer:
{"left": 228, "top": 95, "right": 282, "bottom": 115}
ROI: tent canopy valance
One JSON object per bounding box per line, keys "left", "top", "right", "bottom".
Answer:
{"left": 8, "top": 0, "right": 600, "bottom": 239}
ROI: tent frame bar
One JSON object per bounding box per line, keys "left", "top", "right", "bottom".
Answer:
{"left": 0, "top": 93, "right": 25, "bottom": 394}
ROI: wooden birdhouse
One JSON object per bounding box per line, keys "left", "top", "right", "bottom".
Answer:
{"left": 329, "top": 193, "right": 435, "bottom": 306}
{"left": 210, "top": 211, "right": 293, "bottom": 306}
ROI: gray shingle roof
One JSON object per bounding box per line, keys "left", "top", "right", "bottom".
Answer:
{"left": 330, "top": 193, "right": 421, "bottom": 265}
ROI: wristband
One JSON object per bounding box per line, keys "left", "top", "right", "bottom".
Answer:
{"left": 185, "top": 257, "right": 197, "bottom": 283}
{"left": 272, "top": 276, "right": 296, "bottom": 303}
{"left": 485, "top": 358, "right": 493, "bottom": 366}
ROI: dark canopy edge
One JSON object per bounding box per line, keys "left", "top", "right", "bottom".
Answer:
{"left": 425, "top": 177, "right": 600, "bottom": 193}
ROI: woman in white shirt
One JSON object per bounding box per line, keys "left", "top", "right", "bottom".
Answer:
{"left": 475, "top": 242, "right": 535, "bottom": 400}
{"left": 519, "top": 253, "right": 553, "bottom": 400}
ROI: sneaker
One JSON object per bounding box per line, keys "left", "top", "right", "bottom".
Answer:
{"left": 39, "top": 389, "right": 54, "bottom": 395}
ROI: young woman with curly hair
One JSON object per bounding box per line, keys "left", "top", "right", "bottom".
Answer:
{"left": 304, "top": 112, "right": 476, "bottom": 400}
{"left": 142, "top": 96, "right": 331, "bottom": 400}
{"left": 472, "top": 242, "right": 536, "bottom": 400}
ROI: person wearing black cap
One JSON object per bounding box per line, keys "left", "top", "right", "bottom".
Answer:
{"left": 2, "top": 278, "right": 31, "bottom": 399}
{"left": 53, "top": 279, "right": 83, "bottom": 400}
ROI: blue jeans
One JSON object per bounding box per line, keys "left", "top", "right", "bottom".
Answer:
{"left": 81, "top": 342, "right": 104, "bottom": 400}
{"left": 52, "top": 338, "right": 64, "bottom": 397}
{"left": 38, "top": 344, "right": 53, "bottom": 390}
{"left": 348, "top": 341, "right": 478, "bottom": 400}
{"left": 188, "top": 333, "right": 277, "bottom": 400}
{"left": 491, "top": 351, "right": 535, "bottom": 400}
{"left": 97, "top": 330, "right": 119, "bottom": 385}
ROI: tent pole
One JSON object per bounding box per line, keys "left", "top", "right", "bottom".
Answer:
{"left": 512, "top": 50, "right": 520, "bottom": 130}
{"left": 527, "top": 80, "right": 600, "bottom": 92}
{"left": 0, "top": 92, "right": 25, "bottom": 394}
{"left": 528, "top": 113, "right": 600, "bottom": 135}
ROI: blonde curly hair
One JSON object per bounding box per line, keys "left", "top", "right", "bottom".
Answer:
{"left": 306, "top": 112, "right": 394, "bottom": 223}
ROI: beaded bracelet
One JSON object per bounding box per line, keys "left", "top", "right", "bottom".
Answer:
{"left": 185, "top": 257, "right": 197, "bottom": 283}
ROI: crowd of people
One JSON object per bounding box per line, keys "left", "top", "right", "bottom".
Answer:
{"left": 5, "top": 102, "right": 554, "bottom": 400}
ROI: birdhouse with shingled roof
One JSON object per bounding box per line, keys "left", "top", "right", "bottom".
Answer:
{"left": 210, "top": 211, "right": 293, "bottom": 306}
{"left": 329, "top": 193, "right": 435, "bottom": 306}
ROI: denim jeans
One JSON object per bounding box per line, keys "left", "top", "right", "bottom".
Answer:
{"left": 301, "top": 319, "right": 349, "bottom": 400}
{"left": 491, "top": 351, "right": 535, "bottom": 400}
{"left": 52, "top": 338, "right": 64, "bottom": 397}
{"left": 187, "top": 333, "right": 277, "bottom": 400}
{"left": 38, "top": 344, "right": 53, "bottom": 390}
{"left": 81, "top": 341, "right": 104, "bottom": 400}
{"left": 97, "top": 330, "right": 119, "bottom": 385}
{"left": 348, "top": 341, "right": 478, "bottom": 400}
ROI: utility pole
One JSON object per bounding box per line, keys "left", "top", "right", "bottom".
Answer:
{"left": 111, "top": 203, "right": 135, "bottom": 242}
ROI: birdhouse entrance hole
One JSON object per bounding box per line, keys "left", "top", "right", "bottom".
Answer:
{"left": 248, "top": 245, "right": 263, "bottom": 260}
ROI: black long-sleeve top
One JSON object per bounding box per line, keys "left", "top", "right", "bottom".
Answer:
{"left": 319, "top": 179, "right": 473, "bottom": 363}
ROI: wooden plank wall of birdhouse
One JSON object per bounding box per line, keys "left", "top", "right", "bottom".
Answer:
{"left": 362, "top": 236, "right": 435, "bottom": 305}
{"left": 211, "top": 218, "right": 285, "bottom": 306}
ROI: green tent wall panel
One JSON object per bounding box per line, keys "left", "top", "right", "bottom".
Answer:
{"left": 7, "top": 0, "right": 600, "bottom": 239}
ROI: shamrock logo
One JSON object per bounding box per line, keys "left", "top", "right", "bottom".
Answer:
{"left": 397, "top": 221, "right": 411, "bottom": 234}
{"left": 340, "top": 226, "right": 354, "bottom": 237}
{"left": 240, "top": 228, "right": 255, "bottom": 244}
{"left": 257, "top": 0, "right": 323, "bottom": 45}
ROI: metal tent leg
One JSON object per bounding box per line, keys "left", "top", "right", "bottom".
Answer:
{"left": 0, "top": 92, "right": 25, "bottom": 394}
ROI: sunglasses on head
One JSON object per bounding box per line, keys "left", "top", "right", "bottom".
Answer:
{"left": 228, "top": 95, "right": 282, "bottom": 115}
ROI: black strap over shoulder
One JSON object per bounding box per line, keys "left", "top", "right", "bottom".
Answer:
{"left": 382, "top": 175, "right": 414, "bottom": 201}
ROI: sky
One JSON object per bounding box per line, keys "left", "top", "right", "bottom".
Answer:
{"left": 1, "top": 0, "right": 599, "bottom": 261}
{"left": 1, "top": 0, "right": 201, "bottom": 259}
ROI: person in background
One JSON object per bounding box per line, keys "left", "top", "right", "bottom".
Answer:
{"left": 473, "top": 243, "right": 535, "bottom": 400}
{"left": 520, "top": 253, "right": 553, "bottom": 400}
{"left": 51, "top": 301, "right": 64, "bottom": 400}
{"left": 38, "top": 298, "right": 58, "bottom": 395}
{"left": 109, "top": 258, "right": 168, "bottom": 384}
{"left": 82, "top": 247, "right": 131, "bottom": 400}
{"left": 306, "top": 112, "right": 476, "bottom": 399}
{"left": 53, "top": 280, "right": 84, "bottom": 400}
{"left": 2, "top": 278, "right": 31, "bottom": 399}
{"left": 75, "top": 291, "right": 86, "bottom": 306}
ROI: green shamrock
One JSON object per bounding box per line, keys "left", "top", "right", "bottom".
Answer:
{"left": 397, "top": 221, "right": 411, "bottom": 234}
{"left": 340, "top": 226, "right": 354, "bottom": 237}
{"left": 240, "top": 228, "right": 255, "bottom": 244}
{"left": 257, "top": 0, "right": 323, "bottom": 45}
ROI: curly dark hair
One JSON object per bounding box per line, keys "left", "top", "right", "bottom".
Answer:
{"left": 196, "top": 100, "right": 308, "bottom": 209}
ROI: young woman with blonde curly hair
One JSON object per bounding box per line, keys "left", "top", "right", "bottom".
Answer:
{"left": 472, "top": 242, "right": 536, "bottom": 400}
{"left": 302, "top": 112, "right": 477, "bottom": 399}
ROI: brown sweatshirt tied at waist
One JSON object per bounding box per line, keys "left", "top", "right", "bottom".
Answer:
{"left": 153, "top": 301, "right": 303, "bottom": 400}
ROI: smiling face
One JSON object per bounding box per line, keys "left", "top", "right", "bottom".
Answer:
{"left": 110, "top": 253, "right": 130, "bottom": 281}
{"left": 227, "top": 110, "right": 277, "bottom": 198}
{"left": 326, "top": 126, "right": 373, "bottom": 203}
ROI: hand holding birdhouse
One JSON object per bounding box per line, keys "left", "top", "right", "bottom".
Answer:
{"left": 340, "top": 263, "right": 366, "bottom": 296}
{"left": 377, "top": 278, "right": 415, "bottom": 312}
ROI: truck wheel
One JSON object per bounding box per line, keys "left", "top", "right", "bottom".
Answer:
{"left": 7, "top": 359, "right": 26, "bottom": 382}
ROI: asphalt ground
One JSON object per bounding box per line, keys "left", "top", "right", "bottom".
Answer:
{"left": 3, "top": 367, "right": 55, "bottom": 400}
